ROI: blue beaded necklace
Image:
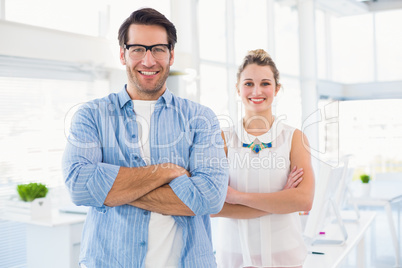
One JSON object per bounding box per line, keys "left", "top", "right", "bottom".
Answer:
{"left": 242, "top": 141, "right": 272, "bottom": 153}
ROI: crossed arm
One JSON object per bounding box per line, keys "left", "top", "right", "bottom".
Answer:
{"left": 128, "top": 184, "right": 194, "bottom": 216}
{"left": 211, "top": 129, "right": 315, "bottom": 219}
{"left": 103, "top": 164, "right": 189, "bottom": 207}
{"left": 102, "top": 163, "right": 194, "bottom": 215}
{"left": 63, "top": 104, "right": 228, "bottom": 216}
{"left": 105, "top": 119, "right": 227, "bottom": 216}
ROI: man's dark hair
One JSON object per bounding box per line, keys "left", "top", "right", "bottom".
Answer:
{"left": 118, "top": 8, "right": 177, "bottom": 49}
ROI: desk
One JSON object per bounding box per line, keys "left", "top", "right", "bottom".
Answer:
{"left": 349, "top": 178, "right": 402, "bottom": 267}
{"left": 304, "top": 211, "right": 376, "bottom": 268}
{"left": 0, "top": 209, "right": 86, "bottom": 268}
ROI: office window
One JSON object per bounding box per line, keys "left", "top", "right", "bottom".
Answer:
{"left": 0, "top": 76, "right": 109, "bottom": 197}
{"left": 198, "top": 0, "right": 228, "bottom": 117}
{"left": 375, "top": 10, "right": 402, "bottom": 81}
{"left": 340, "top": 99, "right": 402, "bottom": 175}
{"left": 274, "top": 3, "right": 300, "bottom": 77}
{"left": 274, "top": 76, "right": 302, "bottom": 129}
{"left": 316, "top": 9, "right": 328, "bottom": 80}
{"left": 198, "top": 0, "right": 226, "bottom": 63}
{"left": 199, "top": 64, "right": 229, "bottom": 117}
{"left": 198, "top": 1, "right": 302, "bottom": 127}
{"left": 331, "top": 14, "right": 374, "bottom": 83}
{"left": 234, "top": 0, "right": 268, "bottom": 64}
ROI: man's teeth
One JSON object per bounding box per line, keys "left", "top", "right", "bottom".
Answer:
{"left": 141, "top": 71, "right": 157, "bottom": 75}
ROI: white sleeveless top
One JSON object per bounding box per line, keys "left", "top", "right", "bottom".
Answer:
{"left": 216, "top": 118, "right": 307, "bottom": 268}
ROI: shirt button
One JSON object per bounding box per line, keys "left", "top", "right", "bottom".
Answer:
{"left": 134, "top": 156, "right": 139, "bottom": 160}
{"left": 131, "top": 134, "right": 136, "bottom": 138}
{"left": 143, "top": 211, "right": 149, "bottom": 215}
{"left": 140, "top": 241, "right": 146, "bottom": 246}
{"left": 108, "top": 104, "right": 115, "bottom": 111}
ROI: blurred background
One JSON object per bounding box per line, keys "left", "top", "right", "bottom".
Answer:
{"left": 0, "top": 0, "right": 401, "bottom": 267}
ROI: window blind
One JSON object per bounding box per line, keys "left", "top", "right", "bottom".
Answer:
{"left": 0, "top": 55, "right": 110, "bottom": 267}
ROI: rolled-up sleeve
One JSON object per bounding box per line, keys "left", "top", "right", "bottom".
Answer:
{"left": 169, "top": 107, "right": 229, "bottom": 215}
{"left": 62, "top": 104, "right": 120, "bottom": 207}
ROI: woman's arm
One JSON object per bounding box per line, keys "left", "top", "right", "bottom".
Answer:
{"left": 211, "top": 203, "right": 269, "bottom": 219}
{"left": 211, "top": 131, "right": 265, "bottom": 219}
{"left": 224, "top": 130, "right": 315, "bottom": 214}
{"left": 212, "top": 158, "right": 304, "bottom": 219}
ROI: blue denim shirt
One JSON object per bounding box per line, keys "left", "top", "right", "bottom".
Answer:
{"left": 62, "top": 86, "right": 228, "bottom": 267}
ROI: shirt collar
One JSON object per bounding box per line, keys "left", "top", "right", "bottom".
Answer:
{"left": 235, "top": 116, "right": 284, "bottom": 144}
{"left": 118, "top": 85, "right": 173, "bottom": 109}
{"left": 117, "top": 85, "right": 132, "bottom": 109}
{"left": 160, "top": 87, "right": 173, "bottom": 105}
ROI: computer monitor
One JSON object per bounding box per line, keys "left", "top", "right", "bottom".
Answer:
{"left": 303, "top": 159, "right": 349, "bottom": 245}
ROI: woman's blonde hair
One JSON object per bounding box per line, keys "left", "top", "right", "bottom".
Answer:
{"left": 236, "top": 49, "right": 280, "bottom": 87}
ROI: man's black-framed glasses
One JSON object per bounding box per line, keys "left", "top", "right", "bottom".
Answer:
{"left": 124, "top": 44, "right": 171, "bottom": 60}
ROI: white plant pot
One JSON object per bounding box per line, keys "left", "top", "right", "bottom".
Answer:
{"left": 5, "top": 196, "right": 52, "bottom": 220}
{"left": 361, "top": 183, "right": 371, "bottom": 197}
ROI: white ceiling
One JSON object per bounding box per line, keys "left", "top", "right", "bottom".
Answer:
{"left": 359, "top": 0, "right": 402, "bottom": 12}
{"left": 277, "top": 0, "right": 402, "bottom": 16}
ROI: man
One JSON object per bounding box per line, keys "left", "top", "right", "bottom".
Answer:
{"left": 62, "top": 8, "right": 228, "bottom": 268}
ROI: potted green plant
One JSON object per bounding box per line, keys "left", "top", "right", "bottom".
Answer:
{"left": 359, "top": 174, "right": 371, "bottom": 196}
{"left": 7, "top": 183, "right": 52, "bottom": 220}
{"left": 360, "top": 174, "right": 370, "bottom": 184}
{"left": 17, "top": 182, "right": 49, "bottom": 202}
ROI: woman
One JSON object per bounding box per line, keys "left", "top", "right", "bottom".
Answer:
{"left": 212, "top": 49, "right": 315, "bottom": 268}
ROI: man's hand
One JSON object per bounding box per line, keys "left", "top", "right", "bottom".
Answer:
{"left": 153, "top": 163, "right": 190, "bottom": 178}
{"left": 130, "top": 184, "right": 195, "bottom": 216}
{"left": 127, "top": 164, "right": 194, "bottom": 215}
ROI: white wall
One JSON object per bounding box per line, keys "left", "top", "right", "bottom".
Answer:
{"left": 0, "top": 20, "right": 121, "bottom": 70}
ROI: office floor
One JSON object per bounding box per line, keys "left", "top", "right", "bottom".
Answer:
{"left": 340, "top": 205, "right": 401, "bottom": 268}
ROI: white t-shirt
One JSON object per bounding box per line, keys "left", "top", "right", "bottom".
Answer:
{"left": 133, "top": 100, "right": 183, "bottom": 268}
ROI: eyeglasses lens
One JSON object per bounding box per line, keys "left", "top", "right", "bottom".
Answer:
{"left": 128, "top": 45, "right": 169, "bottom": 60}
